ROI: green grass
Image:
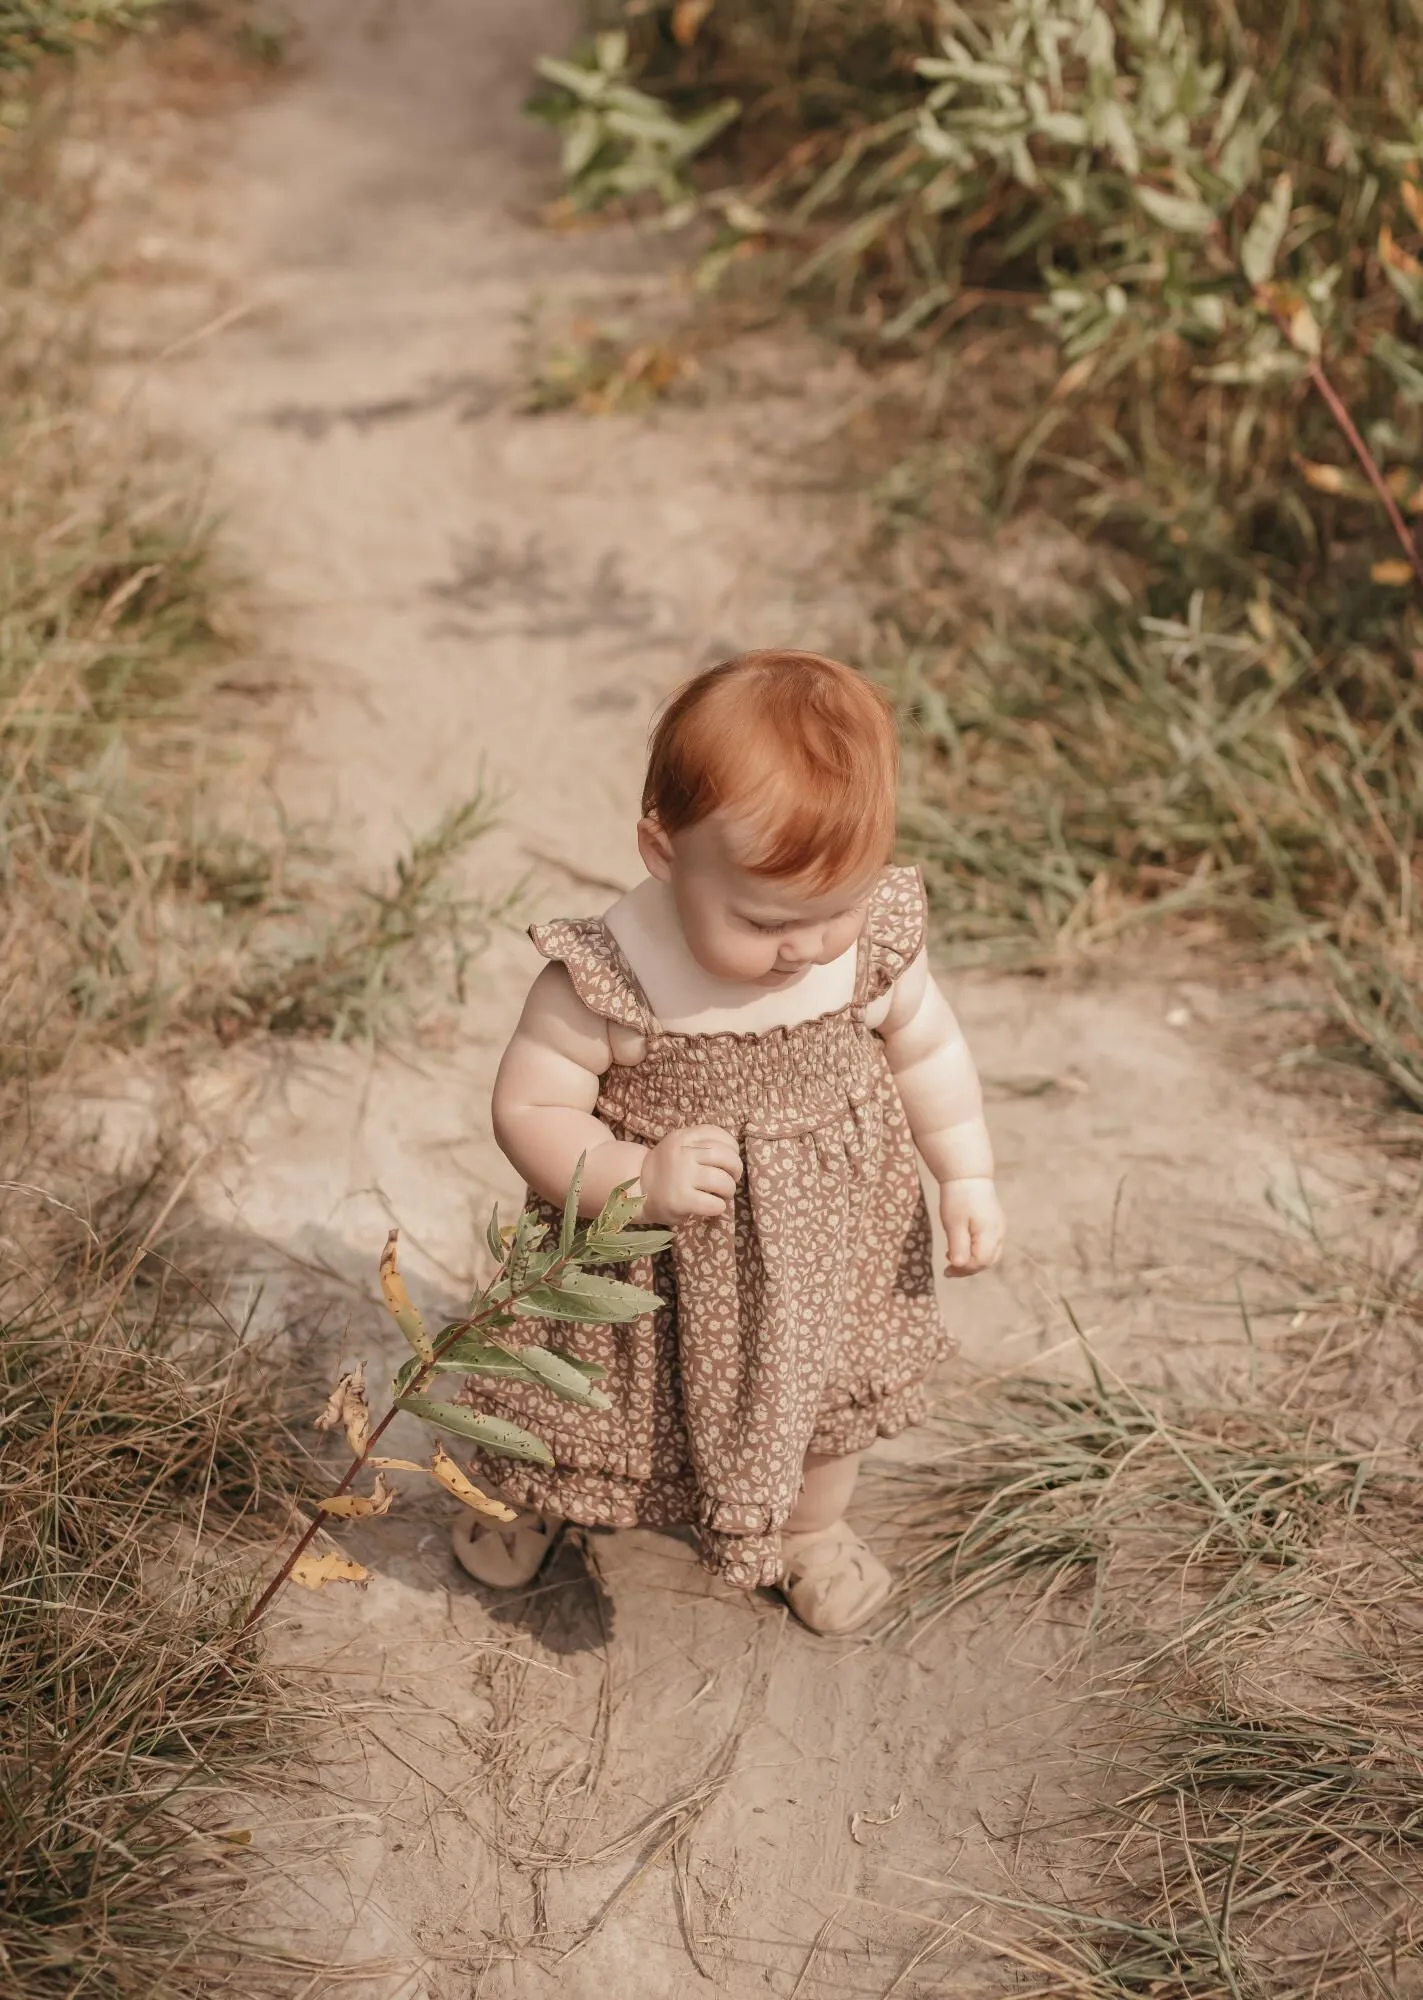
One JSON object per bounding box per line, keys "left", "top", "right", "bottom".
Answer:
{"left": 533, "top": 0, "right": 1423, "bottom": 1109}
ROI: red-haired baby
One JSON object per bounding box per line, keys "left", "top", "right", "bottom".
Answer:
{"left": 455, "top": 651, "right": 1004, "bottom": 1635}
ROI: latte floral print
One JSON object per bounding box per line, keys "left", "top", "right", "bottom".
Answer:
{"left": 461, "top": 865, "right": 949, "bottom": 1589}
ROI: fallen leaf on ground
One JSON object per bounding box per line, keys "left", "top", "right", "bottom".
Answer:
{"left": 429, "top": 1444, "right": 517, "bottom": 1520}
{"left": 290, "top": 1552, "right": 371, "bottom": 1591}
{"left": 1371, "top": 559, "right": 1414, "bottom": 585}
{"left": 314, "top": 1361, "right": 371, "bottom": 1455}
{"left": 317, "top": 1472, "right": 398, "bottom": 1519}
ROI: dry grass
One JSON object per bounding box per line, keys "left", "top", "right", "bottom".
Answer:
{"left": 0, "top": 84, "right": 501, "bottom": 1089}
{"left": 873, "top": 1242, "right": 1423, "bottom": 1998}
{"left": 0, "top": 1180, "right": 307, "bottom": 1999}
{"left": 0, "top": 16, "right": 497, "bottom": 1991}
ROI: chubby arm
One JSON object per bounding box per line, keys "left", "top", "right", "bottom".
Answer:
{"left": 492, "top": 963, "right": 742, "bottom": 1225}
{"left": 876, "top": 948, "right": 1005, "bottom": 1277}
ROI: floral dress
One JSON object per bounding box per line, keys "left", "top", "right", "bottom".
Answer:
{"left": 462, "top": 865, "right": 949, "bottom": 1589}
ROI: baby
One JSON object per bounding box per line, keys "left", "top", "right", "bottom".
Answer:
{"left": 454, "top": 650, "right": 1003, "bottom": 1635}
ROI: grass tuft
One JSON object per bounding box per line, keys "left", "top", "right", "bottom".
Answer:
{"left": 0, "top": 1186, "right": 306, "bottom": 1998}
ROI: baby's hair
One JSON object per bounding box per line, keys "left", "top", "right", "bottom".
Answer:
{"left": 642, "top": 650, "right": 898, "bottom": 890}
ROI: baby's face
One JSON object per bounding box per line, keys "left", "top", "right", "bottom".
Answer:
{"left": 639, "top": 810, "right": 878, "bottom": 987}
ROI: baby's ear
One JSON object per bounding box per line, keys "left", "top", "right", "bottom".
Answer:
{"left": 637, "top": 815, "right": 674, "bottom": 880}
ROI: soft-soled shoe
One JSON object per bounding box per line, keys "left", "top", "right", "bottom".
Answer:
{"left": 450, "top": 1508, "right": 557, "bottom": 1588}
{"left": 777, "top": 1519, "right": 893, "bottom": 1636}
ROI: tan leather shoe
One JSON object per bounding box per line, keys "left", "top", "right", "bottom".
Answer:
{"left": 450, "top": 1508, "right": 557, "bottom": 1587}
{"left": 777, "top": 1520, "right": 892, "bottom": 1635}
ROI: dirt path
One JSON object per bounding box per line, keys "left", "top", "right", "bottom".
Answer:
{"left": 93, "top": 5, "right": 1393, "bottom": 1993}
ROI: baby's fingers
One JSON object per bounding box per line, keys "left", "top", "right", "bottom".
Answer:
{"left": 945, "top": 1216, "right": 975, "bottom": 1275}
{"left": 684, "top": 1127, "right": 743, "bottom": 1181}
{"left": 678, "top": 1186, "right": 732, "bottom": 1220}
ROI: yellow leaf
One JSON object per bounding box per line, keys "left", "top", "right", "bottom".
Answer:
{"left": 368, "top": 1456, "right": 424, "bottom": 1472}
{"left": 317, "top": 1472, "right": 398, "bottom": 1519}
{"left": 290, "top": 1552, "right": 371, "bottom": 1591}
{"left": 672, "top": 0, "right": 713, "bottom": 45}
{"left": 1402, "top": 181, "right": 1423, "bottom": 233}
{"left": 1052, "top": 354, "right": 1098, "bottom": 401}
{"left": 379, "top": 1230, "right": 434, "bottom": 1364}
{"left": 1370, "top": 559, "right": 1414, "bottom": 586}
{"left": 216, "top": 1827, "right": 252, "bottom": 1846}
{"left": 428, "top": 1444, "right": 517, "bottom": 1521}
{"left": 314, "top": 1363, "right": 371, "bottom": 1456}
{"left": 1299, "top": 460, "right": 1346, "bottom": 494}
{"left": 1285, "top": 301, "right": 1321, "bottom": 357}
{"left": 1380, "top": 224, "right": 1423, "bottom": 277}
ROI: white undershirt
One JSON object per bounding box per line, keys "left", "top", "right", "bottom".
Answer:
{"left": 601, "top": 879, "right": 891, "bottom": 1051}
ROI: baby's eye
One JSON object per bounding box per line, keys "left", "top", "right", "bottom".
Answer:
{"left": 744, "top": 917, "right": 791, "bottom": 935}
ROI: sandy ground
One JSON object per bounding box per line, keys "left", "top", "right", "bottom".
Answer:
{"left": 82, "top": 4, "right": 1403, "bottom": 1993}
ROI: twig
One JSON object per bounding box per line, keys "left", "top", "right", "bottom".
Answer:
{"left": 1285, "top": 331, "right": 1423, "bottom": 591}
{"left": 239, "top": 1228, "right": 593, "bottom": 1634}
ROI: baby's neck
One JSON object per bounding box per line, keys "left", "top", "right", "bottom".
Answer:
{"left": 602, "top": 879, "right": 857, "bottom": 1036}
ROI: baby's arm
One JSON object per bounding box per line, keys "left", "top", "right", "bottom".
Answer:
{"left": 875, "top": 949, "right": 1005, "bottom": 1277}
{"left": 493, "top": 964, "right": 742, "bottom": 1224}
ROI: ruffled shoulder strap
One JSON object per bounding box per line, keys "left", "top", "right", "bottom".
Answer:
{"left": 859, "top": 865, "right": 928, "bottom": 1005}
{"left": 528, "top": 918, "right": 653, "bottom": 1033}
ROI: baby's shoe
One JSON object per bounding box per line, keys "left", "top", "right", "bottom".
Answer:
{"left": 451, "top": 1508, "right": 557, "bottom": 1588}
{"left": 777, "top": 1519, "right": 892, "bottom": 1636}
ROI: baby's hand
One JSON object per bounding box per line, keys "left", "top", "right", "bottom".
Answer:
{"left": 639, "top": 1126, "right": 743, "bottom": 1225}
{"left": 940, "top": 1177, "right": 1005, "bottom": 1277}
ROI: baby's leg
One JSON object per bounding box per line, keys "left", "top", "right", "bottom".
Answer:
{"left": 779, "top": 1448, "right": 891, "bottom": 1636}
{"left": 786, "top": 1450, "right": 862, "bottom": 1533}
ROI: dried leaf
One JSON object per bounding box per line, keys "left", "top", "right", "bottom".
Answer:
{"left": 1380, "top": 225, "right": 1423, "bottom": 278}
{"left": 1285, "top": 300, "right": 1321, "bottom": 357}
{"left": 1402, "top": 180, "right": 1423, "bottom": 234}
{"left": 290, "top": 1552, "right": 371, "bottom": 1591}
{"left": 428, "top": 1444, "right": 517, "bottom": 1520}
{"left": 317, "top": 1473, "right": 398, "bottom": 1519}
{"left": 314, "top": 1362, "right": 371, "bottom": 1456}
{"left": 672, "top": 0, "right": 713, "bottom": 45}
{"left": 368, "top": 1456, "right": 425, "bottom": 1472}
{"left": 1299, "top": 460, "right": 1346, "bottom": 494}
{"left": 379, "top": 1230, "right": 435, "bottom": 1364}
{"left": 1370, "top": 559, "right": 1414, "bottom": 585}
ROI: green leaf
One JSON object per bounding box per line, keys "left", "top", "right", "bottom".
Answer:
{"left": 534, "top": 54, "right": 604, "bottom": 103}
{"left": 430, "top": 1337, "right": 532, "bottom": 1377}
{"left": 507, "top": 1209, "right": 549, "bottom": 1286}
{"left": 593, "top": 1180, "right": 643, "bottom": 1237}
{"left": 1373, "top": 331, "right": 1423, "bottom": 404}
{"left": 516, "top": 1346, "right": 613, "bottom": 1409}
{"left": 515, "top": 1269, "right": 664, "bottom": 1324}
{"left": 581, "top": 1226, "right": 672, "bottom": 1264}
{"left": 793, "top": 204, "right": 900, "bottom": 289}
{"left": 1134, "top": 184, "right": 1217, "bottom": 236}
{"left": 1241, "top": 173, "right": 1293, "bottom": 287}
{"left": 547, "top": 1350, "right": 607, "bottom": 1382}
{"left": 560, "top": 1154, "right": 585, "bottom": 1259}
{"left": 395, "top": 1394, "right": 555, "bottom": 1465}
{"left": 485, "top": 1204, "right": 503, "bottom": 1266}
{"left": 1210, "top": 65, "right": 1256, "bottom": 153}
